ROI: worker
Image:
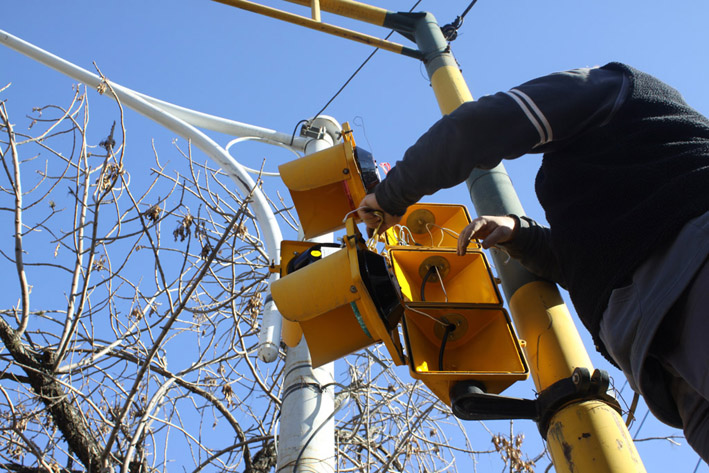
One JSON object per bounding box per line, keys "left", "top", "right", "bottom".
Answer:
{"left": 357, "top": 62, "right": 709, "bottom": 461}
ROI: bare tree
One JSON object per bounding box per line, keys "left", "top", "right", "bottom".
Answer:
{"left": 0, "top": 84, "right": 546, "bottom": 473}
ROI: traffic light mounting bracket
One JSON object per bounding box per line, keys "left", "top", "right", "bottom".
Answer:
{"left": 449, "top": 367, "right": 622, "bottom": 439}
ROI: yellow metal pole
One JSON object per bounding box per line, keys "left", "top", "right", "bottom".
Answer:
{"left": 413, "top": 11, "right": 646, "bottom": 473}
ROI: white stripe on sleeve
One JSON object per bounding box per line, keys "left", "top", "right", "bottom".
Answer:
{"left": 503, "top": 89, "right": 553, "bottom": 146}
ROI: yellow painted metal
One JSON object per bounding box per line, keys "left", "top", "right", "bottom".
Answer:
{"left": 212, "top": 0, "right": 407, "bottom": 56}
{"left": 509, "top": 281, "right": 593, "bottom": 390}
{"left": 430, "top": 65, "right": 474, "bottom": 115}
{"left": 270, "top": 219, "right": 406, "bottom": 367}
{"left": 277, "top": 240, "right": 336, "bottom": 348}
{"left": 271, "top": 243, "right": 374, "bottom": 367}
{"left": 389, "top": 248, "right": 501, "bottom": 305}
{"left": 401, "top": 305, "right": 528, "bottom": 404}
{"left": 547, "top": 401, "right": 645, "bottom": 473}
{"left": 275, "top": 244, "right": 358, "bottom": 323}
{"left": 283, "top": 0, "right": 387, "bottom": 26}
{"left": 310, "top": 0, "right": 321, "bottom": 21}
{"left": 279, "top": 125, "right": 371, "bottom": 239}
{"left": 281, "top": 318, "right": 304, "bottom": 347}
{"left": 382, "top": 199, "right": 529, "bottom": 406}
{"left": 384, "top": 202, "right": 477, "bottom": 248}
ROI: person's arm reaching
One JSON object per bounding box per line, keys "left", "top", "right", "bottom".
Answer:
{"left": 358, "top": 64, "right": 629, "bottom": 232}
{"left": 457, "top": 214, "right": 566, "bottom": 286}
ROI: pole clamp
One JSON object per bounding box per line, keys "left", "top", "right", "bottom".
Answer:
{"left": 450, "top": 367, "right": 622, "bottom": 439}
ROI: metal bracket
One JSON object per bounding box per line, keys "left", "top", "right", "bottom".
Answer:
{"left": 300, "top": 123, "right": 327, "bottom": 140}
{"left": 450, "top": 368, "right": 622, "bottom": 439}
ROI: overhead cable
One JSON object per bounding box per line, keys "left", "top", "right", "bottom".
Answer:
{"left": 310, "top": 0, "right": 423, "bottom": 122}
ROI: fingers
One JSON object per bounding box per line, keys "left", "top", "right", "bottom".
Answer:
{"left": 357, "top": 194, "right": 382, "bottom": 226}
{"left": 457, "top": 218, "right": 486, "bottom": 255}
{"left": 457, "top": 215, "right": 517, "bottom": 254}
{"left": 356, "top": 194, "right": 401, "bottom": 235}
{"left": 481, "top": 225, "right": 512, "bottom": 249}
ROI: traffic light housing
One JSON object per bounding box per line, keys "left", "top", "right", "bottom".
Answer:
{"left": 400, "top": 305, "right": 528, "bottom": 405}
{"left": 270, "top": 219, "right": 405, "bottom": 367}
{"left": 383, "top": 203, "right": 528, "bottom": 404}
{"left": 279, "top": 124, "right": 380, "bottom": 239}
{"left": 388, "top": 247, "right": 501, "bottom": 305}
{"left": 384, "top": 203, "right": 477, "bottom": 248}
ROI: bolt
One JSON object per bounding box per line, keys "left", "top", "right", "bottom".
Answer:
{"left": 343, "top": 168, "right": 350, "bottom": 174}
{"left": 572, "top": 372, "right": 580, "bottom": 385}
{"left": 350, "top": 285, "right": 357, "bottom": 293}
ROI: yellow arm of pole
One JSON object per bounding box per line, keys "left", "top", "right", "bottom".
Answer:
{"left": 212, "top": 0, "right": 422, "bottom": 59}
{"left": 283, "top": 0, "right": 388, "bottom": 26}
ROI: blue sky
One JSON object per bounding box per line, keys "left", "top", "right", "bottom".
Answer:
{"left": 3, "top": 0, "right": 709, "bottom": 471}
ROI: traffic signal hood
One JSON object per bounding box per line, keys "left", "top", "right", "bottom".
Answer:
{"left": 388, "top": 247, "right": 502, "bottom": 305}
{"left": 279, "top": 125, "right": 380, "bottom": 240}
{"left": 400, "top": 304, "right": 529, "bottom": 404}
{"left": 384, "top": 203, "right": 479, "bottom": 248}
{"left": 270, "top": 220, "right": 405, "bottom": 367}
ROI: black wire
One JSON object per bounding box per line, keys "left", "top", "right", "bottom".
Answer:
{"left": 310, "top": 0, "right": 424, "bottom": 122}
{"left": 459, "top": 0, "right": 479, "bottom": 22}
{"left": 633, "top": 409, "right": 651, "bottom": 438}
{"left": 289, "top": 119, "right": 308, "bottom": 146}
{"left": 438, "top": 321, "right": 455, "bottom": 371}
{"left": 420, "top": 265, "right": 438, "bottom": 302}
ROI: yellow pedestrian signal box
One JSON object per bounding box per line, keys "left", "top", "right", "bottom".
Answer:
{"left": 271, "top": 219, "right": 406, "bottom": 367}
{"left": 279, "top": 123, "right": 380, "bottom": 240}
{"left": 383, "top": 203, "right": 529, "bottom": 405}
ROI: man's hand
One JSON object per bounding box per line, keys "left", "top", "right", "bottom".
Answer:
{"left": 357, "top": 194, "right": 402, "bottom": 235}
{"left": 457, "top": 215, "right": 518, "bottom": 255}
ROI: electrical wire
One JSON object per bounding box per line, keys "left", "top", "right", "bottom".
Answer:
{"left": 309, "top": 0, "right": 424, "bottom": 121}
{"left": 405, "top": 305, "right": 451, "bottom": 327}
{"left": 420, "top": 265, "right": 438, "bottom": 302}
{"left": 438, "top": 321, "right": 456, "bottom": 371}
{"left": 289, "top": 119, "right": 308, "bottom": 146}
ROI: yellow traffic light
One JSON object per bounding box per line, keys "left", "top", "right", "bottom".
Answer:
{"left": 388, "top": 247, "right": 501, "bottom": 305}
{"left": 271, "top": 219, "right": 405, "bottom": 367}
{"left": 279, "top": 124, "right": 380, "bottom": 239}
{"left": 277, "top": 240, "right": 342, "bottom": 348}
{"left": 400, "top": 305, "right": 528, "bottom": 404}
{"left": 381, "top": 202, "right": 528, "bottom": 404}
{"left": 384, "top": 203, "right": 477, "bottom": 248}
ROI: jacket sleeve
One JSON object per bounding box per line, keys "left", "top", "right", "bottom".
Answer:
{"left": 374, "top": 65, "right": 629, "bottom": 216}
{"left": 498, "top": 215, "right": 567, "bottom": 287}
